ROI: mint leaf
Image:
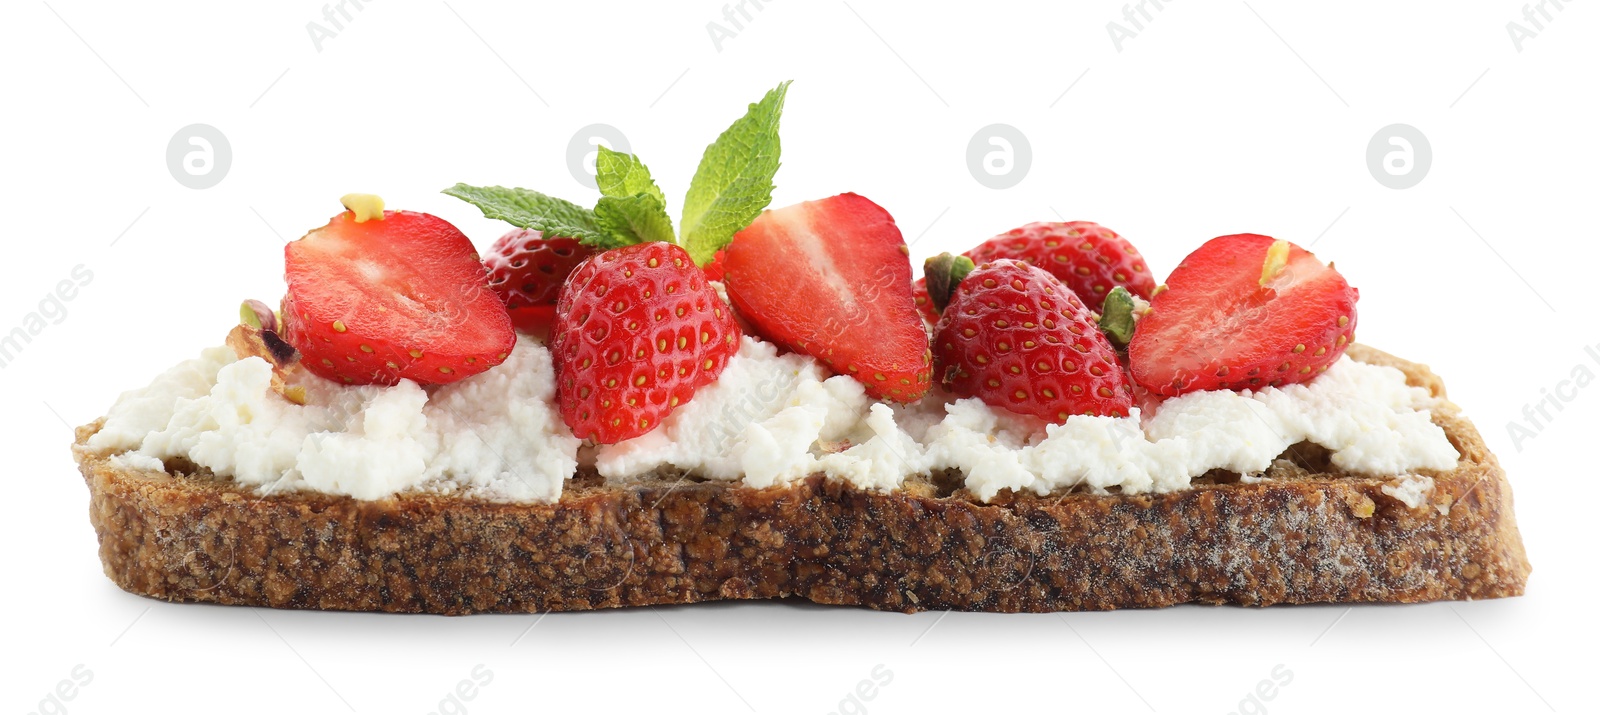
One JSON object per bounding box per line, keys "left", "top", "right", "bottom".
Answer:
{"left": 441, "top": 183, "right": 614, "bottom": 246}
{"left": 593, "top": 147, "right": 675, "bottom": 244}
{"left": 595, "top": 147, "right": 668, "bottom": 208}
{"left": 679, "top": 80, "right": 790, "bottom": 266}
{"left": 594, "top": 192, "right": 676, "bottom": 246}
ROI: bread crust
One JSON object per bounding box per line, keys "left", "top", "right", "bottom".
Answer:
{"left": 73, "top": 345, "right": 1530, "bottom": 614}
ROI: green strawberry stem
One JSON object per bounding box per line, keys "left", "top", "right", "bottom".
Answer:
{"left": 924, "top": 252, "right": 976, "bottom": 314}
{"left": 1098, "top": 286, "right": 1138, "bottom": 348}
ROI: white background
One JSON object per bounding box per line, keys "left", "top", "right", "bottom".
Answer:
{"left": 3, "top": 1, "right": 1595, "bottom": 713}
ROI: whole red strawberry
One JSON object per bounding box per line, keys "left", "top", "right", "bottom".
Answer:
{"left": 1129, "top": 234, "right": 1357, "bottom": 396}
{"left": 933, "top": 259, "right": 1133, "bottom": 421}
{"left": 722, "top": 193, "right": 932, "bottom": 402}
{"left": 483, "top": 229, "right": 595, "bottom": 337}
{"left": 283, "top": 208, "right": 514, "bottom": 386}
{"left": 552, "top": 241, "right": 741, "bottom": 443}
{"left": 914, "top": 221, "right": 1156, "bottom": 323}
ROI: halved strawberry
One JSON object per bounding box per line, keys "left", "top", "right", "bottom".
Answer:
{"left": 483, "top": 229, "right": 595, "bottom": 338}
{"left": 283, "top": 208, "right": 515, "bottom": 385}
{"left": 721, "top": 193, "right": 932, "bottom": 402}
{"left": 1128, "top": 234, "right": 1358, "bottom": 396}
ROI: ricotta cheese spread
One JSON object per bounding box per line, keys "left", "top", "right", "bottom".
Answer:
{"left": 88, "top": 335, "right": 579, "bottom": 502}
{"left": 593, "top": 336, "right": 930, "bottom": 490}
{"left": 89, "top": 332, "right": 1459, "bottom": 504}
{"left": 914, "top": 357, "right": 1460, "bottom": 501}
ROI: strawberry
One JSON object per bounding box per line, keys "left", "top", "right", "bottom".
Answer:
{"left": 283, "top": 207, "right": 515, "bottom": 386}
{"left": 933, "top": 259, "right": 1133, "bottom": 421}
{"left": 913, "top": 221, "right": 1157, "bottom": 322}
{"left": 702, "top": 249, "right": 729, "bottom": 282}
{"left": 721, "top": 193, "right": 932, "bottom": 402}
{"left": 483, "top": 229, "right": 595, "bottom": 337}
{"left": 912, "top": 280, "right": 940, "bottom": 324}
{"left": 552, "top": 241, "right": 741, "bottom": 443}
{"left": 1128, "top": 234, "right": 1358, "bottom": 396}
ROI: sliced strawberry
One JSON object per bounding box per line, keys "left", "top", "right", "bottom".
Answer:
{"left": 483, "top": 229, "right": 595, "bottom": 338}
{"left": 552, "top": 242, "right": 741, "bottom": 444}
{"left": 1128, "top": 234, "right": 1358, "bottom": 396}
{"left": 722, "top": 193, "right": 932, "bottom": 402}
{"left": 283, "top": 209, "right": 514, "bottom": 385}
{"left": 933, "top": 259, "right": 1132, "bottom": 421}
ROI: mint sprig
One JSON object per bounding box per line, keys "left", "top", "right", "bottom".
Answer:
{"left": 592, "top": 146, "right": 675, "bottom": 245}
{"left": 595, "top": 146, "right": 667, "bottom": 206}
{"left": 441, "top": 183, "right": 612, "bottom": 245}
{"left": 595, "top": 193, "right": 676, "bottom": 245}
{"left": 679, "top": 80, "right": 789, "bottom": 265}
{"left": 444, "top": 81, "right": 792, "bottom": 265}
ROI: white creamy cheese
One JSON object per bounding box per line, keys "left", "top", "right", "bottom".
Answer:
{"left": 593, "top": 336, "right": 928, "bottom": 491}
{"left": 924, "top": 356, "right": 1460, "bottom": 501}
{"left": 88, "top": 336, "right": 580, "bottom": 502}
{"left": 91, "top": 330, "right": 1459, "bottom": 504}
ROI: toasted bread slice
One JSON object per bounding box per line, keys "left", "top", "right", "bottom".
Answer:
{"left": 72, "top": 345, "right": 1529, "bottom": 614}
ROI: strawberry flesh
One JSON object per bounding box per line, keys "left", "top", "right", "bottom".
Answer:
{"left": 1128, "top": 233, "right": 1358, "bottom": 396}
{"left": 722, "top": 193, "right": 932, "bottom": 402}
{"left": 283, "top": 210, "right": 514, "bottom": 386}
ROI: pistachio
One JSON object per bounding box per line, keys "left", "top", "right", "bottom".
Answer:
{"left": 239, "top": 299, "right": 277, "bottom": 333}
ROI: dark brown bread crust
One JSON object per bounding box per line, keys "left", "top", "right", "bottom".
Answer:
{"left": 73, "top": 346, "right": 1530, "bottom": 614}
